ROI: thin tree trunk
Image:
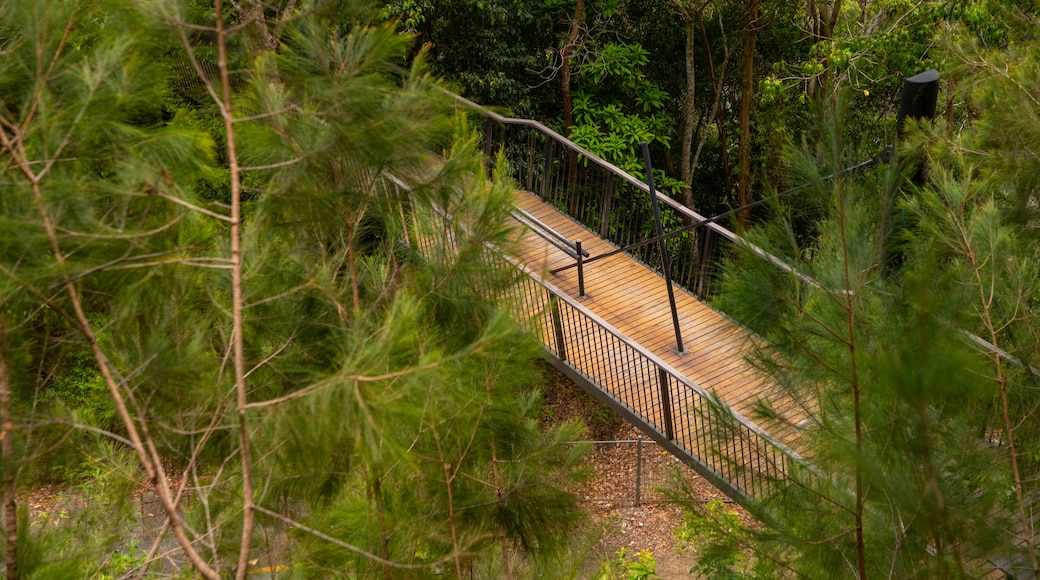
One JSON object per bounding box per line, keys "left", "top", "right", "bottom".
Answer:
{"left": 560, "top": 0, "right": 584, "bottom": 216}
{"left": 485, "top": 374, "right": 512, "bottom": 580}
{"left": 370, "top": 476, "right": 391, "bottom": 580}
{"left": 560, "top": 0, "right": 584, "bottom": 137}
{"left": 346, "top": 209, "right": 361, "bottom": 315}
{"left": 214, "top": 2, "right": 256, "bottom": 578}
{"left": 677, "top": 0, "right": 715, "bottom": 200}
{"left": 238, "top": 0, "right": 277, "bottom": 54}
{"left": 432, "top": 427, "right": 463, "bottom": 578}
{"left": 835, "top": 175, "right": 868, "bottom": 580}
{"left": 737, "top": 0, "right": 760, "bottom": 227}
{"left": 237, "top": 0, "right": 280, "bottom": 82}
{"left": 1, "top": 311, "right": 16, "bottom": 580}
{"left": 960, "top": 234, "right": 1040, "bottom": 574}
{"left": 692, "top": 7, "right": 729, "bottom": 198}
{"left": 806, "top": 0, "right": 842, "bottom": 96}
{"left": 914, "top": 401, "right": 963, "bottom": 574}
{"left": 489, "top": 438, "right": 512, "bottom": 580}
{"left": 0, "top": 117, "right": 223, "bottom": 580}
{"left": 700, "top": 10, "right": 733, "bottom": 198}
{"left": 680, "top": 8, "right": 697, "bottom": 198}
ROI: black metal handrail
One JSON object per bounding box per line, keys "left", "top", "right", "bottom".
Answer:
{"left": 444, "top": 90, "right": 811, "bottom": 299}
{"left": 549, "top": 153, "right": 886, "bottom": 276}
{"left": 510, "top": 208, "right": 588, "bottom": 296}
{"left": 387, "top": 170, "right": 801, "bottom": 502}
{"left": 511, "top": 208, "right": 587, "bottom": 257}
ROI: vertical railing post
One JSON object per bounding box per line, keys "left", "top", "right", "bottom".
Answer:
{"left": 696, "top": 229, "right": 713, "bottom": 298}
{"left": 599, "top": 172, "right": 614, "bottom": 238}
{"left": 526, "top": 130, "right": 535, "bottom": 192}
{"left": 635, "top": 437, "right": 643, "bottom": 506}
{"left": 575, "top": 239, "right": 585, "bottom": 298}
{"left": 550, "top": 294, "right": 567, "bottom": 362}
{"left": 657, "top": 367, "right": 675, "bottom": 441}
{"left": 483, "top": 116, "right": 495, "bottom": 173}
{"left": 540, "top": 137, "right": 553, "bottom": 200}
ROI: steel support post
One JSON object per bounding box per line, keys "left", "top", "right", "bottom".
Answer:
{"left": 641, "top": 142, "right": 686, "bottom": 355}
{"left": 657, "top": 367, "right": 675, "bottom": 441}
{"left": 550, "top": 295, "right": 567, "bottom": 361}
{"left": 576, "top": 239, "right": 585, "bottom": 297}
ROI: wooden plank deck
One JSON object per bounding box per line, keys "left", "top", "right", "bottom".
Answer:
{"left": 512, "top": 191, "right": 806, "bottom": 452}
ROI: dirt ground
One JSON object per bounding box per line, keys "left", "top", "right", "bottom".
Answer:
{"left": 538, "top": 361, "right": 753, "bottom": 579}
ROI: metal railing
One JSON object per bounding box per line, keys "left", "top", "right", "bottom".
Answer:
{"left": 388, "top": 171, "right": 797, "bottom": 502}
{"left": 510, "top": 208, "right": 588, "bottom": 296}
{"left": 506, "top": 264, "right": 793, "bottom": 501}
{"left": 430, "top": 91, "right": 1040, "bottom": 575}
{"left": 447, "top": 92, "right": 805, "bottom": 301}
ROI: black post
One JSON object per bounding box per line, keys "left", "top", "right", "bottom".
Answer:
{"left": 540, "top": 137, "right": 553, "bottom": 200}
{"left": 575, "top": 239, "right": 585, "bottom": 297}
{"left": 599, "top": 172, "right": 614, "bottom": 238}
{"left": 483, "top": 116, "right": 495, "bottom": 171}
{"left": 526, "top": 130, "right": 535, "bottom": 192}
{"left": 635, "top": 437, "right": 643, "bottom": 506}
{"left": 641, "top": 142, "right": 686, "bottom": 355}
{"left": 895, "top": 68, "right": 940, "bottom": 185}
{"left": 550, "top": 295, "right": 567, "bottom": 362}
{"left": 883, "top": 69, "right": 941, "bottom": 276}
{"left": 658, "top": 368, "right": 675, "bottom": 440}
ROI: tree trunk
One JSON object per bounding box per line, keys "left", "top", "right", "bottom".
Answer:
{"left": 806, "top": 0, "right": 842, "bottom": 96}
{"left": 1, "top": 311, "right": 16, "bottom": 580}
{"left": 560, "top": 0, "right": 584, "bottom": 215}
{"left": 560, "top": 0, "right": 584, "bottom": 137}
{"left": 215, "top": 2, "right": 256, "bottom": 577}
{"left": 680, "top": 8, "right": 697, "bottom": 195}
{"left": 238, "top": 0, "right": 277, "bottom": 54}
{"left": 692, "top": 6, "right": 730, "bottom": 210}
{"left": 237, "top": 0, "right": 280, "bottom": 83}
{"left": 704, "top": 8, "right": 733, "bottom": 199}
{"left": 737, "top": 0, "right": 760, "bottom": 227}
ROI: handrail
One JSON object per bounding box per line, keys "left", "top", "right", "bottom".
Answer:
{"left": 452, "top": 91, "right": 1035, "bottom": 381}
{"left": 533, "top": 264, "right": 803, "bottom": 464}
{"left": 511, "top": 208, "right": 588, "bottom": 258}
{"left": 430, "top": 90, "right": 1040, "bottom": 570}
{"left": 509, "top": 207, "right": 589, "bottom": 296}
{"left": 549, "top": 154, "right": 885, "bottom": 276}
{"left": 388, "top": 168, "right": 801, "bottom": 501}
{"left": 443, "top": 89, "right": 815, "bottom": 288}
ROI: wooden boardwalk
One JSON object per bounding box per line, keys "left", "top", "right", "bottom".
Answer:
{"left": 511, "top": 191, "right": 806, "bottom": 454}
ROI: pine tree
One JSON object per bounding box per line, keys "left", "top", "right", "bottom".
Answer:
{"left": 0, "top": 0, "right": 588, "bottom": 577}
{"left": 713, "top": 99, "right": 1008, "bottom": 578}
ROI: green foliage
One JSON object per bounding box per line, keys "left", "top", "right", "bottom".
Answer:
{"left": 1, "top": 0, "right": 592, "bottom": 575}
{"left": 2, "top": 441, "right": 138, "bottom": 578}
{"left": 596, "top": 547, "right": 658, "bottom": 580}
{"left": 380, "top": 0, "right": 430, "bottom": 29}
{"left": 95, "top": 545, "right": 148, "bottom": 580}
{"left": 45, "top": 347, "right": 114, "bottom": 429}
{"left": 716, "top": 101, "right": 1012, "bottom": 577}
{"left": 381, "top": 0, "right": 556, "bottom": 114}
{"left": 569, "top": 41, "right": 679, "bottom": 191}
{"left": 674, "top": 499, "right": 755, "bottom": 579}
{"left": 5, "top": 508, "right": 90, "bottom": 580}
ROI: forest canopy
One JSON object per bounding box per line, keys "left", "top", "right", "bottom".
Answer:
{"left": 3, "top": 0, "right": 1040, "bottom": 578}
